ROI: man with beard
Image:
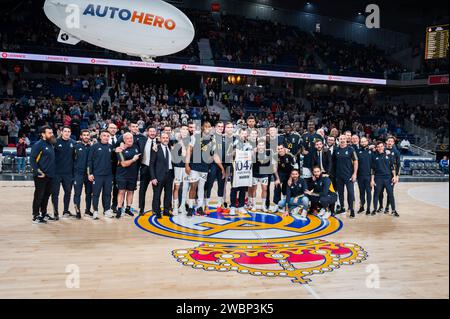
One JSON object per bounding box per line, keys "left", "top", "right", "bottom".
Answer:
{"left": 52, "top": 126, "right": 76, "bottom": 220}
{"left": 305, "top": 166, "right": 338, "bottom": 220}
{"left": 312, "top": 139, "right": 332, "bottom": 176}
{"left": 30, "top": 126, "right": 56, "bottom": 224}
{"left": 356, "top": 137, "right": 373, "bottom": 215}
{"left": 73, "top": 129, "right": 93, "bottom": 219}
{"left": 107, "top": 123, "right": 119, "bottom": 213}
{"left": 185, "top": 121, "right": 225, "bottom": 217}
{"left": 138, "top": 126, "right": 158, "bottom": 216}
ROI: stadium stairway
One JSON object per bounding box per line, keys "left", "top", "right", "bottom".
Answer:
{"left": 198, "top": 39, "right": 215, "bottom": 66}
{"left": 208, "top": 100, "right": 231, "bottom": 121}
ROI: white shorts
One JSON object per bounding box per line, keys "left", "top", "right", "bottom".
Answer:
{"left": 189, "top": 170, "right": 208, "bottom": 183}
{"left": 252, "top": 176, "right": 269, "bottom": 186}
{"left": 174, "top": 167, "right": 188, "bottom": 185}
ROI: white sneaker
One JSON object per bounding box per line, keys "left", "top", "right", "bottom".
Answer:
{"left": 322, "top": 211, "right": 332, "bottom": 219}
{"left": 179, "top": 205, "right": 187, "bottom": 215}
{"left": 105, "top": 210, "right": 114, "bottom": 218}
{"left": 229, "top": 207, "right": 237, "bottom": 216}
{"left": 301, "top": 210, "right": 308, "bottom": 219}
{"left": 270, "top": 205, "right": 279, "bottom": 214}
{"left": 291, "top": 207, "right": 301, "bottom": 216}
{"left": 238, "top": 207, "right": 247, "bottom": 214}
{"left": 172, "top": 208, "right": 179, "bottom": 216}
{"left": 93, "top": 211, "right": 99, "bottom": 220}
{"left": 318, "top": 209, "right": 326, "bottom": 217}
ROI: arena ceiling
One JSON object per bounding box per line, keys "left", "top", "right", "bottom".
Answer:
{"left": 1, "top": 0, "right": 448, "bottom": 36}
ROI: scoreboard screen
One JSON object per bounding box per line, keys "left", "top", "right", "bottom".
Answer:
{"left": 425, "top": 25, "right": 449, "bottom": 60}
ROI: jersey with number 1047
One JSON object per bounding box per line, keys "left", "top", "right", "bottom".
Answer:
{"left": 189, "top": 134, "right": 217, "bottom": 173}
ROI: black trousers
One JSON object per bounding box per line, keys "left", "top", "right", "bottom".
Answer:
{"left": 73, "top": 173, "right": 92, "bottom": 212}
{"left": 373, "top": 177, "right": 396, "bottom": 211}
{"left": 152, "top": 172, "right": 174, "bottom": 214}
{"left": 33, "top": 176, "right": 53, "bottom": 218}
{"left": 139, "top": 165, "right": 152, "bottom": 212}
{"left": 112, "top": 172, "right": 118, "bottom": 210}
{"left": 310, "top": 193, "right": 338, "bottom": 211}
{"left": 205, "top": 164, "right": 226, "bottom": 199}
{"left": 273, "top": 173, "right": 289, "bottom": 205}
{"left": 52, "top": 174, "right": 73, "bottom": 214}
{"left": 92, "top": 175, "right": 113, "bottom": 212}
{"left": 357, "top": 176, "right": 372, "bottom": 210}
{"left": 336, "top": 176, "right": 355, "bottom": 211}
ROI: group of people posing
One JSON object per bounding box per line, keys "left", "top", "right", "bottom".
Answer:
{"left": 30, "top": 116, "right": 400, "bottom": 224}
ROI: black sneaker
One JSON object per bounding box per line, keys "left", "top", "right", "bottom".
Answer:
{"left": 365, "top": 210, "right": 371, "bottom": 216}
{"left": 138, "top": 210, "right": 145, "bottom": 217}
{"left": 187, "top": 208, "right": 194, "bottom": 217}
{"left": 124, "top": 208, "right": 135, "bottom": 217}
{"left": 116, "top": 209, "right": 122, "bottom": 219}
{"left": 336, "top": 208, "right": 346, "bottom": 215}
{"left": 33, "top": 216, "right": 47, "bottom": 224}
{"left": 349, "top": 210, "right": 356, "bottom": 219}
{"left": 155, "top": 213, "right": 163, "bottom": 219}
{"left": 163, "top": 211, "right": 173, "bottom": 217}
{"left": 43, "top": 214, "right": 55, "bottom": 222}
{"left": 54, "top": 214, "right": 60, "bottom": 221}
{"left": 392, "top": 211, "right": 400, "bottom": 218}
{"left": 85, "top": 211, "right": 93, "bottom": 218}
{"left": 370, "top": 210, "right": 377, "bottom": 216}
{"left": 196, "top": 207, "right": 205, "bottom": 216}
{"left": 357, "top": 207, "right": 365, "bottom": 214}
{"left": 384, "top": 208, "right": 390, "bottom": 214}
{"left": 376, "top": 207, "right": 383, "bottom": 213}
{"left": 63, "top": 211, "right": 75, "bottom": 218}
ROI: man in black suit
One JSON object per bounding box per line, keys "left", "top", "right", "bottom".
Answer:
{"left": 150, "top": 132, "right": 174, "bottom": 219}
{"left": 107, "top": 123, "right": 119, "bottom": 213}
{"left": 138, "top": 126, "right": 158, "bottom": 216}
{"left": 312, "top": 140, "right": 332, "bottom": 176}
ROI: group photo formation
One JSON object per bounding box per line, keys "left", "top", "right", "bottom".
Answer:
{"left": 0, "top": 0, "right": 448, "bottom": 305}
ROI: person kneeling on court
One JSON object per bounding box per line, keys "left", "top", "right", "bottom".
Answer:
{"left": 305, "top": 166, "right": 338, "bottom": 219}
{"left": 278, "top": 169, "right": 309, "bottom": 220}
{"left": 115, "top": 133, "right": 141, "bottom": 219}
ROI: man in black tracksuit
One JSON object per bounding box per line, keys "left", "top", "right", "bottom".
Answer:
{"left": 52, "top": 126, "right": 76, "bottom": 219}
{"left": 381, "top": 136, "right": 401, "bottom": 213}
{"left": 73, "top": 129, "right": 92, "bottom": 219}
{"left": 371, "top": 141, "right": 399, "bottom": 217}
{"left": 306, "top": 166, "right": 338, "bottom": 218}
{"left": 356, "top": 137, "right": 373, "bottom": 215}
{"left": 88, "top": 130, "right": 113, "bottom": 220}
{"left": 30, "top": 126, "right": 56, "bottom": 224}
{"left": 332, "top": 135, "right": 358, "bottom": 218}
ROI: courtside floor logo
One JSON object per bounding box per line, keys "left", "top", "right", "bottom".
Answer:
{"left": 135, "top": 208, "right": 343, "bottom": 244}
{"left": 173, "top": 240, "right": 368, "bottom": 284}
{"left": 135, "top": 208, "right": 367, "bottom": 285}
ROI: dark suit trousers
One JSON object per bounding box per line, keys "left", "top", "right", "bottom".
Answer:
{"left": 152, "top": 172, "right": 174, "bottom": 214}
{"left": 139, "top": 164, "right": 152, "bottom": 212}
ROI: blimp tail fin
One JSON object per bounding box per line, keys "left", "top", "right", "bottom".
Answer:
{"left": 57, "top": 30, "right": 81, "bottom": 45}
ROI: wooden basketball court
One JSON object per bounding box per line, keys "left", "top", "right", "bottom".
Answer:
{"left": 0, "top": 181, "right": 448, "bottom": 299}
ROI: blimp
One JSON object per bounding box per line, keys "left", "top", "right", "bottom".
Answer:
{"left": 43, "top": 0, "right": 195, "bottom": 62}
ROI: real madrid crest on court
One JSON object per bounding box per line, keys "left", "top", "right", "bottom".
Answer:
{"left": 135, "top": 208, "right": 343, "bottom": 244}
